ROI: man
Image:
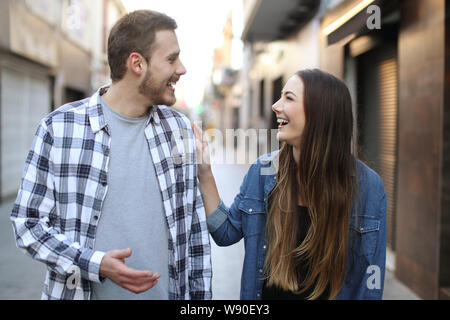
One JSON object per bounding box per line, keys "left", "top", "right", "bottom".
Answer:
{"left": 10, "top": 10, "right": 212, "bottom": 300}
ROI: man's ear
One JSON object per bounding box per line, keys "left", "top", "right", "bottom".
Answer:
{"left": 128, "top": 52, "right": 145, "bottom": 76}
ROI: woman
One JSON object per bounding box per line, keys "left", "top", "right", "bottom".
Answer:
{"left": 192, "top": 69, "right": 386, "bottom": 300}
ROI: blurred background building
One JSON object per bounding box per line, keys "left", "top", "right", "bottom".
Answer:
{"left": 0, "top": 0, "right": 127, "bottom": 200}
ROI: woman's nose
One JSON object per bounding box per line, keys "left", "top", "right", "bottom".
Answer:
{"left": 272, "top": 98, "right": 282, "bottom": 113}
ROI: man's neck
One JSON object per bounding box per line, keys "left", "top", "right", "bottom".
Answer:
{"left": 102, "top": 81, "right": 151, "bottom": 118}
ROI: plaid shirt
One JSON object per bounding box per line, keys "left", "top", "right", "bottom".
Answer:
{"left": 10, "top": 86, "right": 212, "bottom": 300}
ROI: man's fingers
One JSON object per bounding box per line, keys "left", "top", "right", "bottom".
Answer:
{"left": 120, "top": 274, "right": 158, "bottom": 287}
{"left": 120, "top": 266, "right": 153, "bottom": 279}
{"left": 110, "top": 248, "right": 132, "bottom": 259}
{"left": 123, "top": 279, "right": 158, "bottom": 294}
{"left": 118, "top": 264, "right": 160, "bottom": 281}
{"left": 121, "top": 271, "right": 160, "bottom": 283}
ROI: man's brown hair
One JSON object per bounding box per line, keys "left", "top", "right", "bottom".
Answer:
{"left": 107, "top": 10, "right": 177, "bottom": 82}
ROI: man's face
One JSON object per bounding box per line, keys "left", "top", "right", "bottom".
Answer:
{"left": 138, "top": 29, "right": 186, "bottom": 106}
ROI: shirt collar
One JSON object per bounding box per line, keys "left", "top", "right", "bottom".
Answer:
{"left": 87, "top": 85, "right": 160, "bottom": 134}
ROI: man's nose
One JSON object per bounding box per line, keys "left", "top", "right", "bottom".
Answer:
{"left": 177, "top": 60, "right": 187, "bottom": 75}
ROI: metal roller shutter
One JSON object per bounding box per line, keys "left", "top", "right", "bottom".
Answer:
{"left": 1, "top": 66, "right": 50, "bottom": 199}
{"left": 357, "top": 43, "right": 398, "bottom": 250}
{"left": 378, "top": 57, "right": 398, "bottom": 250}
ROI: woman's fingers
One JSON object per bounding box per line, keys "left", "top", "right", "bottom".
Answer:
{"left": 191, "top": 122, "right": 206, "bottom": 149}
{"left": 191, "top": 122, "right": 211, "bottom": 167}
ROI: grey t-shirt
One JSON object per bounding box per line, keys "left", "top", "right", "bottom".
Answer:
{"left": 91, "top": 98, "right": 169, "bottom": 300}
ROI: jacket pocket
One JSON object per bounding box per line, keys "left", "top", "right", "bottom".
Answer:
{"left": 239, "top": 198, "right": 266, "bottom": 237}
{"left": 350, "top": 215, "right": 380, "bottom": 257}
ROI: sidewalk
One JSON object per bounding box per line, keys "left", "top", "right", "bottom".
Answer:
{"left": 0, "top": 161, "right": 421, "bottom": 300}
{"left": 0, "top": 198, "right": 46, "bottom": 299}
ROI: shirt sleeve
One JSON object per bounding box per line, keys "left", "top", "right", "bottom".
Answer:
{"left": 205, "top": 166, "right": 254, "bottom": 247}
{"left": 188, "top": 173, "right": 213, "bottom": 300}
{"left": 10, "top": 119, "right": 105, "bottom": 284}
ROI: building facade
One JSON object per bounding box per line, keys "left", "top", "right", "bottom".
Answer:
{"left": 0, "top": 0, "right": 126, "bottom": 200}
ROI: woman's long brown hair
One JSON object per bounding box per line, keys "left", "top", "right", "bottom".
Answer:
{"left": 264, "top": 69, "right": 357, "bottom": 299}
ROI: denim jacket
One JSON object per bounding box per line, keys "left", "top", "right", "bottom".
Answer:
{"left": 206, "top": 151, "right": 386, "bottom": 300}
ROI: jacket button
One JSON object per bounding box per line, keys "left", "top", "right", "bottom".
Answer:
{"left": 259, "top": 269, "right": 263, "bottom": 273}
{"left": 249, "top": 208, "right": 253, "bottom": 213}
{"left": 94, "top": 215, "right": 99, "bottom": 220}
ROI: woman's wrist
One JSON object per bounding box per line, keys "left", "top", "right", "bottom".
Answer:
{"left": 198, "top": 166, "right": 213, "bottom": 181}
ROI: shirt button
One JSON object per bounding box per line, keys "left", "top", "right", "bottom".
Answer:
{"left": 249, "top": 208, "right": 253, "bottom": 213}
{"left": 256, "top": 293, "right": 261, "bottom": 297}
{"left": 94, "top": 215, "right": 99, "bottom": 220}
{"left": 259, "top": 269, "right": 263, "bottom": 273}
{"left": 263, "top": 245, "right": 266, "bottom": 250}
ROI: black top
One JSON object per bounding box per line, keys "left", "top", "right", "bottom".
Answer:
{"left": 262, "top": 205, "right": 330, "bottom": 300}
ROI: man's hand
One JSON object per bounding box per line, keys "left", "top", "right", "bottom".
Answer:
{"left": 99, "top": 248, "right": 160, "bottom": 294}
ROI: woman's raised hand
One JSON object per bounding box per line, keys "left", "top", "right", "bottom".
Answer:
{"left": 191, "top": 122, "right": 212, "bottom": 177}
{"left": 191, "top": 122, "right": 220, "bottom": 217}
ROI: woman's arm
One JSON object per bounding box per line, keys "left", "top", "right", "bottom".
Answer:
{"left": 191, "top": 122, "right": 220, "bottom": 217}
{"left": 191, "top": 122, "right": 247, "bottom": 246}
{"left": 198, "top": 171, "right": 220, "bottom": 218}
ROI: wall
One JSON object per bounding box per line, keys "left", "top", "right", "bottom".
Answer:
{"left": 396, "top": 0, "right": 446, "bottom": 299}
{"left": 440, "top": 0, "right": 450, "bottom": 298}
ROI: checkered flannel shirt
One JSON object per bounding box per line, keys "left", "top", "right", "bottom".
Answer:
{"left": 10, "top": 86, "right": 212, "bottom": 300}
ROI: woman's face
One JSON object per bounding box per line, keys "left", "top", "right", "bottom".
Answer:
{"left": 271, "top": 75, "right": 305, "bottom": 148}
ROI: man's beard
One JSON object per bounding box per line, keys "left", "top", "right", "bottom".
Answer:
{"left": 138, "top": 69, "right": 176, "bottom": 106}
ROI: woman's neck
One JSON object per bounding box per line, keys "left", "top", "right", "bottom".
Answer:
{"left": 292, "top": 145, "right": 300, "bottom": 165}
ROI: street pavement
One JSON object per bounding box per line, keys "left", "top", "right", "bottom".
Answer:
{"left": 0, "top": 159, "right": 420, "bottom": 300}
{"left": 0, "top": 197, "right": 46, "bottom": 299}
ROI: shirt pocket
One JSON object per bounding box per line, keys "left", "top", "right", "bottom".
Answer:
{"left": 238, "top": 197, "right": 266, "bottom": 237}
{"left": 350, "top": 215, "right": 380, "bottom": 258}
